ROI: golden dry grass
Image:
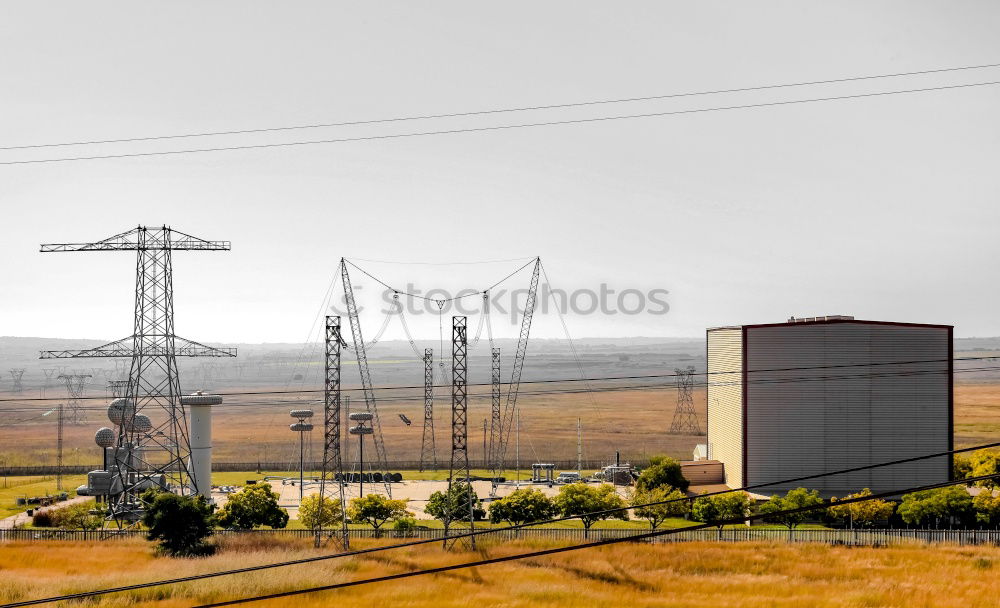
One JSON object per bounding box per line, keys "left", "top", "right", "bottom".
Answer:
{"left": 2, "top": 537, "right": 1000, "bottom": 607}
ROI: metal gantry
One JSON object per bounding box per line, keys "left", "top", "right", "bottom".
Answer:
{"left": 420, "top": 348, "right": 437, "bottom": 472}
{"left": 317, "top": 316, "right": 349, "bottom": 549}
{"left": 39, "top": 226, "right": 235, "bottom": 525}
{"left": 493, "top": 258, "right": 541, "bottom": 487}
{"left": 669, "top": 365, "right": 702, "bottom": 435}
{"left": 339, "top": 259, "right": 392, "bottom": 496}
{"left": 446, "top": 316, "right": 475, "bottom": 549}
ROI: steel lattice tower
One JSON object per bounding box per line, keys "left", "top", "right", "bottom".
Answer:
{"left": 668, "top": 366, "right": 702, "bottom": 435}
{"left": 39, "top": 226, "right": 235, "bottom": 525}
{"left": 419, "top": 348, "right": 436, "bottom": 472}
{"left": 9, "top": 369, "right": 24, "bottom": 393}
{"left": 58, "top": 373, "right": 91, "bottom": 425}
{"left": 488, "top": 348, "right": 501, "bottom": 472}
{"left": 446, "top": 316, "right": 475, "bottom": 549}
{"left": 317, "top": 316, "right": 349, "bottom": 549}
{"left": 108, "top": 379, "right": 129, "bottom": 399}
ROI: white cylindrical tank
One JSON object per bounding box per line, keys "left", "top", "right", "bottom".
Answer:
{"left": 182, "top": 392, "right": 223, "bottom": 498}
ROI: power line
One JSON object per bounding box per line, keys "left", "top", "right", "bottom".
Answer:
{"left": 4, "top": 62, "right": 998, "bottom": 152}
{"left": 3, "top": 80, "right": 998, "bottom": 165}
{"left": 0, "top": 355, "right": 994, "bottom": 405}
{"left": 5, "top": 440, "right": 993, "bottom": 608}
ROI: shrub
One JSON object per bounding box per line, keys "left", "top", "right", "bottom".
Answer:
{"left": 216, "top": 483, "right": 288, "bottom": 530}
{"left": 635, "top": 456, "right": 689, "bottom": 492}
{"left": 31, "top": 510, "right": 53, "bottom": 527}
{"left": 50, "top": 501, "right": 102, "bottom": 530}
{"left": 140, "top": 490, "right": 215, "bottom": 556}
{"left": 298, "top": 494, "right": 343, "bottom": 530}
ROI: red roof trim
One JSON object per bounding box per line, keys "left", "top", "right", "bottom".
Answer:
{"left": 741, "top": 319, "right": 953, "bottom": 330}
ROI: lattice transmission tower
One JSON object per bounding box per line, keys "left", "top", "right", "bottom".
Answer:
{"left": 419, "top": 348, "right": 437, "bottom": 472}
{"left": 58, "top": 373, "right": 91, "bottom": 425}
{"left": 488, "top": 347, "right": 501, "bottom": 472}
{"left": 8, "top": 369, "right": 24, "bottom": 393}
{"left": 317, "top": 315, "right": 349, "bottom": 549}
{"left": 668, "top": 366, "right": 702, "bottom": 434}
{"left": 445, "top": 316, "right": 475, "bottom": 550}
{"left": 39, "top": 226, "right": 236, "bottom": 525}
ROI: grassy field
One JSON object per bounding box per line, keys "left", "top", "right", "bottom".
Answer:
{"left": 0, "top": 474, "right": 86, "bottom": 518}
{"left": 2, "top": 536, "right": 999, "bottom": 607}
{"left": 4, "top": 381, "right": 1000, "bottom": 470}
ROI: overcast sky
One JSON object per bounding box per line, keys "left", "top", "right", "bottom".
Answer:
{"left": 1, "top": 2, "right": 998, "bottom": 344}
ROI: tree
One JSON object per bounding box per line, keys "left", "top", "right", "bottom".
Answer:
{"left": 953, "top": 454, "right": 974, "bottom": 481}
{"left": 968, "top": 450, "right": 1000, "bottom": 490}
{"left": 898, "top": 486, "right": 973, "bottom": 528}
{"left": 757, "top": 488, "right": 823, "bottom": 535}
{"left": 489, "top": 488, "right": 557, "bottom": 528}
{"left": 140, "top": 490, "right": 214, "bottom": 556}
{"left": 298, "top": 493, "right": 343, "bottom": 530}
{"left": 691, "top": 491, "right": 753, "bottom": 538}
{"left": 552, "top": 483, "right": 628, "bottom": 537}
{"left": 973, "top": 491, "right": 1000, "bottom": 527}
{"left": 635, "top": 456, "right": 689, "bottom": 493}
{"left": 425, "top": 482, "right": 486, "bottom": 529}
{"left": 348, "top": 494, "right": 411, "bottom": 535}
{"left": 631, "top": 486, "right": 690, "bottom": 529}
{"left": 216, "top": 483, "right": 289, "bottom": 530}
{"left": 827, "top": 488, "right": 895, "bottom": 528}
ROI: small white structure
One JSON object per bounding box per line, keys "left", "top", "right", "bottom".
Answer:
{"left": 183, "top": 392, "right": 223, "bottom": 498}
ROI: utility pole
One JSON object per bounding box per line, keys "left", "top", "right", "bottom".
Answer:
{"left": 577, "top": 417, "right": 582, "bottom": 476}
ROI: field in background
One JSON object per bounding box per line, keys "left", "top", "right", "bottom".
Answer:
{"left": 5, "top": 382, "right": 1000, "bottom": 471}
{"left": 2, "top": 537, "right": 1000, "bottom": 607}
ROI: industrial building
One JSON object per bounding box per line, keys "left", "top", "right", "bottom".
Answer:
{"left": 707, "top": 315, "right": 952, "bottom": 496}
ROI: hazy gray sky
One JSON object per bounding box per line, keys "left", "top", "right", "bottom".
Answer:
{"left": 1, "top": 2, "right": 998, "bottom": 344}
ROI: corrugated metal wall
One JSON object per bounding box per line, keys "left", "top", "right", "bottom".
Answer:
{"left": 744, "top": 322, "right": 950, "bottom": 496}
{"left": 706, "top": 327, "right": 743, "bottom": 488}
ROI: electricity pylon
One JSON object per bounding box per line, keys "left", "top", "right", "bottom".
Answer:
{"left": 420, "top": 348, "right": 437, "bottom": 472}
{"left": 668, "top": 366, "right": 702, "bottom": 434}
{"left": 39, "top": 226, "right": 236, "bottom": 525}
